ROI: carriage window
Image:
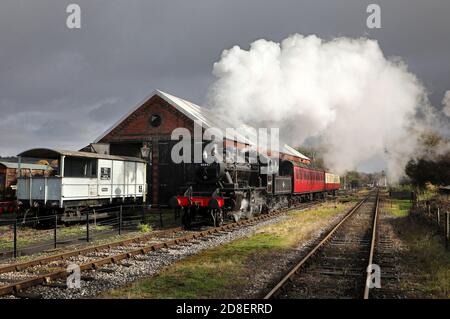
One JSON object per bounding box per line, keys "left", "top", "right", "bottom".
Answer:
{"left": 64, "top": 157, "right": 97, "bottom": 178}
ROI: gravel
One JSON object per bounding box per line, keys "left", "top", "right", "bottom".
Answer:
{"left": 240, "top": 210, "right": 348, "bottom": 298}
{"left": 3, "top": 214, "right": 292, "bottom": 299}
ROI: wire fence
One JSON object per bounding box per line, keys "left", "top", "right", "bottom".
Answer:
{"left": 0, "top": 204, "right": 181, "bottom": 260}
{"left": 411, "top": 197, "right": 450, "bottom": 250}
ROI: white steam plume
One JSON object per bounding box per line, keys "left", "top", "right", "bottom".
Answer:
{"left": 443, "top": 90, "right": 450, "bottom": 117}
{"left": 207, "top": 34, "right": 437, "bottom": 181}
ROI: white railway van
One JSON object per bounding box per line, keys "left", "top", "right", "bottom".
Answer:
{"left": 16, "top": 148, "right": 147, "bottom": 218}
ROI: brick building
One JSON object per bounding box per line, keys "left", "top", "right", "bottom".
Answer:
{"left": 91, "top": 90, "right": 309, "bottom": 206}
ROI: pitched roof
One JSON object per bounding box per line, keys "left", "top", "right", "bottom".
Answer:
{"left": 17, "top": 148, "right": 146, "bottom": 163}
{"left": 94, "top": 89, "right": 310, "bottom": 161}
{"left": 0, "top": 161, "right": 50, "bottom": 170}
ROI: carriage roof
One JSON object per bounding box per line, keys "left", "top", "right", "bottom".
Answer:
{"left": 17, "top": 148, "right": 146, "bottom": 163}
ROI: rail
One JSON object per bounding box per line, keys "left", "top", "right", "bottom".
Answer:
{"left": 264, "top": 197, "right": 368, "bottom": 299}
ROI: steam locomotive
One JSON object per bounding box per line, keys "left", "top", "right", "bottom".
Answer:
{"left": 170, "top": 143, "right": 340, "bottom": 228}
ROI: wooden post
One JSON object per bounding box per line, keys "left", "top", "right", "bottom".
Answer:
{"left": 54, "top": 212, "right": 57, "bottom": 249}
{"left": 437, "top": 207, "right": 440, "bottom": 226}
{"left": 446, "top": 212, "right": 449, "bottom": 250}
{"left": 119, "top": 205, "right": 122, "bottom": 235}
{"left": 86, "top": 211, "right": 90, "bottom": 242}
{"left": 13, "top": 219, "right": 17, "bottom": 258}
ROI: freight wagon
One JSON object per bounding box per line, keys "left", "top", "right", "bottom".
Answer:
{"left": 16, "top": 148, "right": 147, "bottom": 221}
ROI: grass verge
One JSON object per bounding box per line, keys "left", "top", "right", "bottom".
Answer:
{"left": 383, "top": 197, "right": 450, "bottom": 298}
{"left": 102, "top": 201, "right": 353, "bottom": 299}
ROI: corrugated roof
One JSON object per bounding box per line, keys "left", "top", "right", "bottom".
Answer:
{"left": 0, "top": 161, "right": 50, "bottom": 170}
{"left": 17, "top": 148, "right": 146, "bottom": 163}
{"left": 282, "top": 144, "right": 310, "bottom": 160}
{"left": 94, "top": 89, "right": 310, "bottom": 161}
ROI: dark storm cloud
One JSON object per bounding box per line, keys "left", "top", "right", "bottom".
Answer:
{"left": 0, "top": 0, "right": 449, "bottom": 156}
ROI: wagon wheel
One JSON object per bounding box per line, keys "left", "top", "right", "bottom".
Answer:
{"left": 215, "top": 209, "right": 224, "bottom": 227}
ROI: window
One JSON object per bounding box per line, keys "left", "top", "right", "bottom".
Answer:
{"left": 149, "top": 114, "right": 162, "bottom": 128}
{"left": 64, "top": 157, "right": 97, "bottom": 178}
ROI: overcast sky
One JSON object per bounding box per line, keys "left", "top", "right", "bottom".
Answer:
{"left": 1, "top": 0, "right": 449, "bottom": 159}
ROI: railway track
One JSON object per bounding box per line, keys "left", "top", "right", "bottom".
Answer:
{"left": 0, "top": 201, "right": 320, "bottom": 298}
{"left": 369, "top": 196, "right": 405, "bottom": 299}
{"left": 264, "top": 191, "right": 381, "bottom": 299}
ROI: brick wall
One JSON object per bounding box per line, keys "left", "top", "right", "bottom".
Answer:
{"left": 99, "top": 94, "right": 194, "bottom": 206}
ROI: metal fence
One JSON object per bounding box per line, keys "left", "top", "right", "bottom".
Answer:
{"left": 0, "top": 205, "right": 180, "bottom": 260}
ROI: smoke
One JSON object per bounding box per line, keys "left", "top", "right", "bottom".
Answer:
{"left": 207, "top": 34, "right": 438, "bottom": 181}
{"left": 443, "top": 90, "right": 450, "bottom": 117}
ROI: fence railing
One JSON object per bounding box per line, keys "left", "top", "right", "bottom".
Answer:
{"left": 412, "top": 199, "right": 450, "bottom": 250}
{"left": 0, "top": 204, "right": 180, "bottom": 260}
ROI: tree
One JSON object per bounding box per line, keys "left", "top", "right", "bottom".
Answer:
{"left": 405, "top": 134, "right": 450, "bottom": 188}
{"left": 296, "top": 145, "right": 327, "bottom": 170}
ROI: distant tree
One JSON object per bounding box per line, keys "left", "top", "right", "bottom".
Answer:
{"left": 345, "top": 171, "right": 361, "bottom": 188}
{"left": 296, "top": 145, "right": 327, "bottom": 170}
{"left": 405, "top": 133, "right": 450, "bottom": 188}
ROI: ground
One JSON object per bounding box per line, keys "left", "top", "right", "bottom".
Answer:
{"left": 381, "top": 197, "right": 450, "bottom": 298}
{"left": 103, "top": 193, "right": 450, "bottom": 299}
{"left": 102, "top": 201, "right": 354, "bottom": 299}
{"left": 0, "top": 208, "right": 176, "bottom": 260}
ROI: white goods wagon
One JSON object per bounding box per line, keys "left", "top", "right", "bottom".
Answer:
{"left": 16, "top": 149, "right": 147, "bottom": 219}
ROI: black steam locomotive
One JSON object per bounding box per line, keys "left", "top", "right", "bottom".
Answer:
{"left": 170, "top": 142, "right": 339, "bottom": 228}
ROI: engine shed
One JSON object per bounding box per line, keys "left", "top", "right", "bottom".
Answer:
{"left": 91, "top": 89, "right": 310, "bottom": 206}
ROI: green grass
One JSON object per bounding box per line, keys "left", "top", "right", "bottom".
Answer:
{"left": 0, "top": 224, "right": 112, "bottom": 251}
{"left": 144, "top": 210, "right": 181, "bottom": 228}
{"left": 384, "top": 199, "right": 412, "bottom": 217}
{"left": 102, "top": 202, "right": 352, "bottom": 299}
{"left": 396, "top": 218, "right": 450, "bottom": 298}
{"left": 137, "top": 223, "right": 152, "bottom": 233}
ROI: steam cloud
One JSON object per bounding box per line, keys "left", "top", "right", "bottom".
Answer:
{"left": 207, "top": 34, "right": 438, "bottom": 181}
{"left": 443, "top": 90, "right": 450, "bottom": 117}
